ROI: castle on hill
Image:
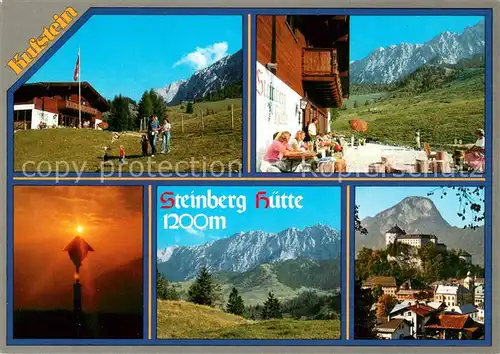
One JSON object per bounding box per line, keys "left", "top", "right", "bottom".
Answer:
{"left": 385, "top": 225, "right": 448, "bottom": 253}
{"left": 384, "top": 225, "right": 474, "bottom": 265}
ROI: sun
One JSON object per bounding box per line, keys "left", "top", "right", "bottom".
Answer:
{"left": 76, "top": 225, "right": 84, "bottom": 234}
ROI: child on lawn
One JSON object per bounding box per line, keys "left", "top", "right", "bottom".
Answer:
{"left": 141, "top": 135, "right": 148, "bottom": 156}
{"left": 119, "top": 145, "right": 125, "bottom": 164}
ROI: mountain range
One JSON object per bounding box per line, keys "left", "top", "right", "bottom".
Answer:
{"left": 350, "top": 20, "right": 485, "bottom": 84}
{"left": 356, "top": 196, "right": 484, "bottom": 265}
{"left": 157, "top": 224, "right": 341, "bottom": 282}
{"left": 156, "top": 49, "right": 243, "bottom": 105}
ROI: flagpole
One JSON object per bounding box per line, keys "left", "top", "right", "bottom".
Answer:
{"left": 78, "top": 47, "right": 81, "bottom": 128}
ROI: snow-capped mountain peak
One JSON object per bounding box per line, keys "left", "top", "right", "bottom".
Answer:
{"left": 155, "top": 49, "right": 243, "bottom": 105}
{"left": 157, "top": 224, "right": 341, "bottom": 281}
{"left": 157, "top": 245, "right": 178, "bottom": 263}
{"left": 156, "top": 80, "right": 186, "bottom": 104}
{"left": 351, "top": 20, "right": 485, "bottom": 84}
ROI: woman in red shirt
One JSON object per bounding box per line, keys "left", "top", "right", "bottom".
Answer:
{"left": 263, "top": 131, "right": 304, "bottom": 172}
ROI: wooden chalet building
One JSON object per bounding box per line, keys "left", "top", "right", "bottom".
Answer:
{"left": 256, "top": 15, "right": 349, "bottom": 166}
{"left": 13, "top": 82, "right": 110, "bottom": 130}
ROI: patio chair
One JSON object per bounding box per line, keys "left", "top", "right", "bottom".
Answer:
{"left": 423, "top": 142, "right": 437, "bottom": 160}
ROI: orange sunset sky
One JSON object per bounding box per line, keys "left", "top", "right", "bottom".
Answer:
{"left": 14, "top": 186, "right": 144, "bottom": 314}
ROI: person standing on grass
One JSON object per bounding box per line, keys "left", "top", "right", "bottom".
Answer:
{"left": 148, "top": 115, "right": 160, "bottom": 157}
{"left": 415, "top": 130, "right": 421, "bottom": 149}
{"left": 161, "top": 117, "right": 172, "bottom": 154}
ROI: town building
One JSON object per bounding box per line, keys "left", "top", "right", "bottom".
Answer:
{"left": 384, "top": 225, "right": 447, "bottom": 251}
{"left": 374, "top": 318, "right": 411, "bottom": 340}
{"left": 445, "top": 304, "right": 478, "bottom": 316}
{"left": 256, "top": 15, "right": 349, "bottom": 168}
{"left": 425, "top": 314, "right": 484, "bottom": 340}
{"left": 390, "top": 303, "right": 441, "bottom": 338}
{"left": 458, "top": 250, "right": 473, "bottom": 264}
{"left": 13, "top": 82, "right": 110, "bottom": 130}
{"left": 434, "top": 285, "right": 473, "bottom": 307}
{"left": 389, "top": 301, "right": 416, "bottom": 316}
{"left": 427, "top": 301, "right": 448, "bottom": 312}
{"left": 385, "top": 225, "right": 406, "bottom": 245}
{"left": 471, "top": 306, "right": 484, "bottom": 324}
{"left": 362, "top": 276, "right": 397, "bottom": 296}
{"left": 395, "top": 280, "right": 434, "bottom": 301}
{"left": 474, "top": 284, "right": 484, "bottom": 307}
{"left": 474, "top": 278, "right": 485, "bottom": 285}
{"left": 396, "top": 289, "right": 434, "bottom": 302}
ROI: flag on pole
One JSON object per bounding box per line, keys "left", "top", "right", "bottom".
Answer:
{"left": 73, "top": 52, "right": 80, "bottom": 81}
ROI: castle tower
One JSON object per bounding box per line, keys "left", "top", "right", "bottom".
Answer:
{"left": 385, "top": 225, "right": 406, "bottom": 245}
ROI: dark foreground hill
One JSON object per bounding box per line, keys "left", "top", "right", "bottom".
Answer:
{"left": 13, "top": 310, "right": 142, "bottom": 339}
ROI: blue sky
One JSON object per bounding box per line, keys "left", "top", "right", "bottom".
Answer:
{"left": 350, "top": 16, "right": 484, "bottom": 61}
{"left": 157, "top": 186, "right": 341, "bottom": 249}
{"left": 27, "top": 15, "right": 242, "bottom": 101}
{"left": 356, "top": 186, "right": 485, "bottom": 228}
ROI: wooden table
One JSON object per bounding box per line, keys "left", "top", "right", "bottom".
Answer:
{"left": 285, "top": 152, "right": 317, "bottom": 172}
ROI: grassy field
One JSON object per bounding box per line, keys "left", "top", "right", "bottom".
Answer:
{"left": 342, "top": 93, "right": 387, "bottom": 109}
{"left": 332, "top": 69, "right": 485, "bottom": 151}
{"left": 14, "top": 99, "right": 242, "bottom": 173}
{"left": 157, "top": 300, "right": 341, "bottom": 340}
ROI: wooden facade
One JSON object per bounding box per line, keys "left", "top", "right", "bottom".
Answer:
{"left": 257, "top": 15, "right": 349, "bottom": 131}
{"left": 14, "top": 82, "right": 109, "bottom": 129}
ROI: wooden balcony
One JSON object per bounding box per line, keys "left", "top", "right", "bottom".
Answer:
{"left": 302, "top": 48, "right": 338, "bottom": 77}
{"left": 58, "top": 99, "right": 99, "bottom": 116}
{"left": 302, "top": 47, "right": 344, "bottom": 108}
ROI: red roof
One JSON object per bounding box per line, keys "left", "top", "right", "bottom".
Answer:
{"left": 425, "top": 314, "right": 475, "bottom": 330}
{"left": 407, "top": 304, "right": 435, "bottom": 316}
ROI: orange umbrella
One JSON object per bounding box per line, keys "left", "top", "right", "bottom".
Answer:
{"left": 349, "top": 119, "right": 367, "bottom": 133}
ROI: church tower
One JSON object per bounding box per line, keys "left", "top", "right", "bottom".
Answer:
{"left": 463, "top": 271, "right": 474, "bottom": 290}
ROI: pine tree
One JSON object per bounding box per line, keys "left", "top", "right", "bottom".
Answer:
{"left": 353, "top": 100, "right": 359, "bottom": 109}
{"left": 108, "top": 95, "right": 132, "bottom": 132}
{"left": 149, "top": 89, "right": 166, "bottom": 118}
{"left": 354, "top": 279, "right": 376, "bottom": 339}
{"left": 156, "top": 269, "right": 179, "bottom": 300}
{"left": 138, "top": 91, "right": 154, "bottom": 119}
{"left": 186, "top": 101, "right": 194, "bottom": 114}
{"left": 371, "top": 285, "right": 383, "bottom": 300}
{"left": 226, "top": 287, "right": 245, "bottom": 316}
{"left": 188, "top": 267, "right": 216, "bottom": 306}
{"left": 261, "top": 292, "right": 282, "bottom": 319}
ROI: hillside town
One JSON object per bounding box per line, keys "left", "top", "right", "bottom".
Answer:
{"left": 360, "top": 225, "right": 485, "bottom": 340}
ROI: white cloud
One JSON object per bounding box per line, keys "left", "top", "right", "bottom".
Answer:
{"left": 186, "top": 227, "right": 205, "bottom": 238}
{"left": 173, "top": 42, "right": 229, "bottom": 70}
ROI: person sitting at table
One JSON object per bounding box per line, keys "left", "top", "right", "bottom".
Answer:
{"left": 262, "top": 131, "right": 307, "bottom": 172}
{"left": 332, "top": 141, "right": 343, "bottom": 157}
{"left": 290, "top": 130, "right": 308, "bottom": 151}
{"left": 465, "top": 128, "right": 485, "bottom": 172}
